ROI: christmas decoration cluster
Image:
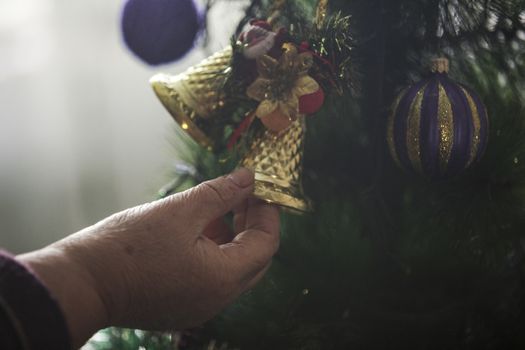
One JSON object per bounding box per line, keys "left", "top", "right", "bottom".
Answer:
{"left": 124, "top": 0, "right": 489, "bottom": 211}
{"left": 149, "top": 0, "right": 352, "bottom": 212}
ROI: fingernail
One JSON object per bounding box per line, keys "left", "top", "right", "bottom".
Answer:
{"left": 228, "top": 168, "right": 254, "bottom": 188}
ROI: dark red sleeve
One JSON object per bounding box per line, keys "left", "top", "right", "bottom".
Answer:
{"left": 0, "top": 250, "right": 71, "bottom": 350}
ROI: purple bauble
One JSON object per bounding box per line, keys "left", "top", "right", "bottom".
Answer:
{"left": 121, "top": 0, "right": 202, "bottom": 65}
{"left": 387, "top": 59, "right": 489, "bottom": 178}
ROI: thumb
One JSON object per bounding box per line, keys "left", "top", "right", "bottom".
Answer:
{"left": 182, "top": 168, "right": 255, "bottom": 230}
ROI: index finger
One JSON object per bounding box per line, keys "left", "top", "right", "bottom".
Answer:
{"left": 221, "top": 200, "right": 280, "bottom": 279}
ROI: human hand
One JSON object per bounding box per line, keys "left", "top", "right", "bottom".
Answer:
{"left": 18, "top": 168, "right": 280, "bottom": 348}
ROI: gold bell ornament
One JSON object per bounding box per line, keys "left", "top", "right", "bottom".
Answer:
{"left": 241, "top": 117, "right": 312, "bottom": 212}
{"left": 150, "top": 47, "right": 233, "bottom": 150}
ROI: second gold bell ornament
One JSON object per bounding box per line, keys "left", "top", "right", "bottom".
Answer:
{"left": 150, "top": 47, "right": 233, "bottom": 150}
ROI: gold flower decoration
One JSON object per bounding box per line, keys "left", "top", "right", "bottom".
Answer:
{"left": 246, "top": 43, "right": 319, "bottom": 126}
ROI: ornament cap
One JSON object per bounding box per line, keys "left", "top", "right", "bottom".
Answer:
{"left": 431, "top": 58, "right": 449, "bottom": 74}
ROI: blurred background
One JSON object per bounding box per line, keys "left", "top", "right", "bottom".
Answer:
{"left": 0, "top": 0, "right": 243, "bottom": 253}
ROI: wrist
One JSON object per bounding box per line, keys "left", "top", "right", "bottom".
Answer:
{"left": 17, "top": 245, "right": 109, "bottom": 348}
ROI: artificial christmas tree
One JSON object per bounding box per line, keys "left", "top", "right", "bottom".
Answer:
{"left": 91, "top": 0, "right": 525, "bottom": 348}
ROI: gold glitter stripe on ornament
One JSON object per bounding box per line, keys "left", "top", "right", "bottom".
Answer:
{"left": 387, "top": 89, "right": 406, "bottom": 168}
{"left": 406, "top": 85, "right": 426, "bottom": 173}
{"left": 437, "top": 83, "right": 454, "bottom": 172}
{"left": 461, "top": 87, "right": 481, "bottom": 167}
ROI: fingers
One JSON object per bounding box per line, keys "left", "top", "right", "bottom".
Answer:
{"left": 221, "top": 201, "right": 280, "bottom": 280}
{"left": 232, "top": 198, "right": 249, "bottom": 234}
{"left": 245, "top": 199, "right": 280, "bottom": 234}
{"left": 160, "top": 168, "right": 254, "bottom": 233}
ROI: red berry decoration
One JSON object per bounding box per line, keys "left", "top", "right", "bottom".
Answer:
{"left": 299, "top": 88, "right": 325, "bottom": 115}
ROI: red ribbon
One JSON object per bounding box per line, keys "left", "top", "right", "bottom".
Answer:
{"left": 227, "top": 113, "right": 256, "bottom": 150}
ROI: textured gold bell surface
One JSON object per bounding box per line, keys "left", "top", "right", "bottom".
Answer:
{"left": 150, "top": 47, "right": 233, "bottom": 150}
{"left": 240, "top": 117, "right": 312, "bottom": 213}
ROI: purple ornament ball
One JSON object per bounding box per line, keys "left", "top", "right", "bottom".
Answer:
{"left": 387, "top": 65, "right": 489, "bottom": 178}
{"left": 121, "top": 0, "right": 202, "bottom": 65}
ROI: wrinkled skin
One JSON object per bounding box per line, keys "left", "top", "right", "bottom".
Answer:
{"left": 18, "top": 168, "right": 280, "bottom": 348}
